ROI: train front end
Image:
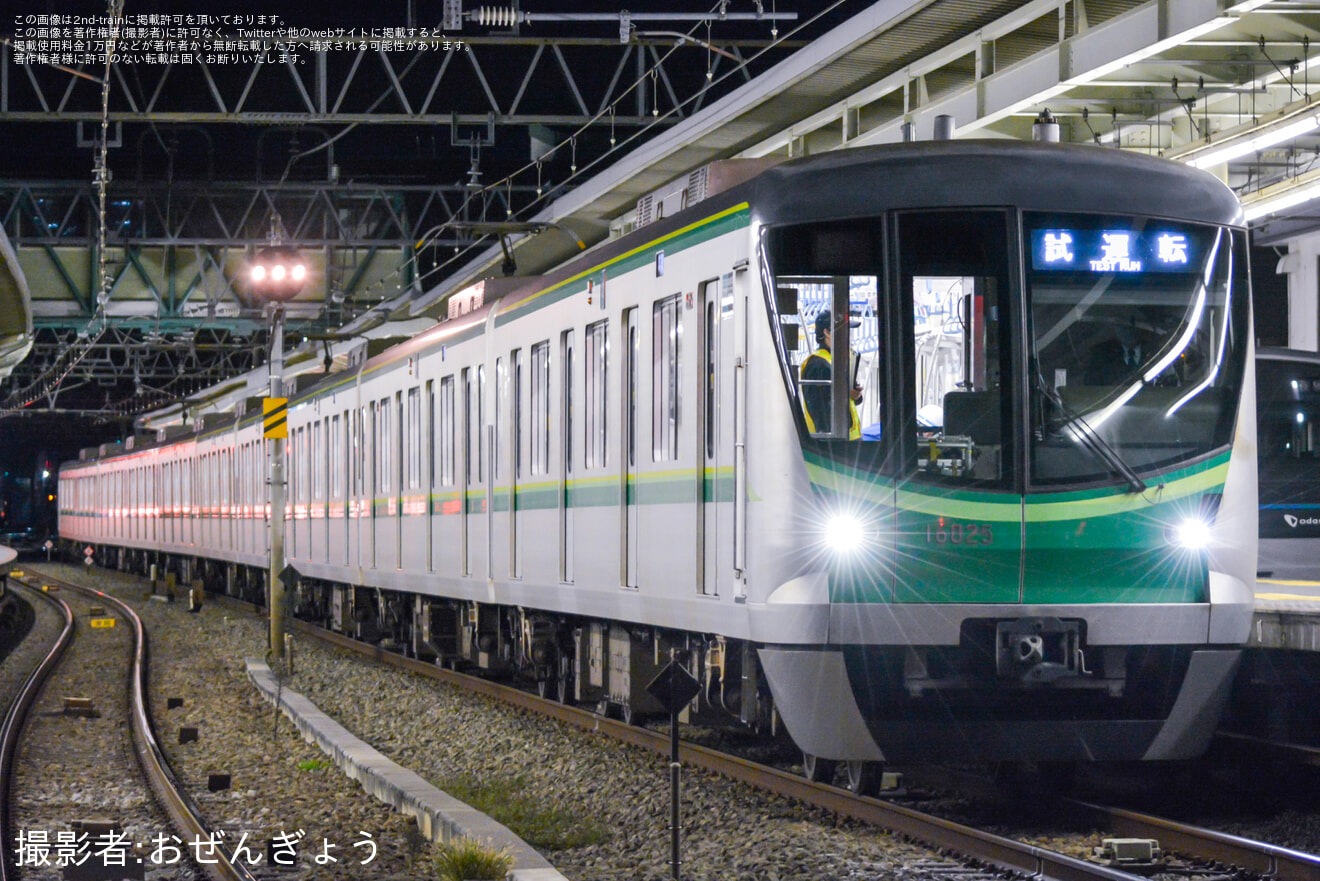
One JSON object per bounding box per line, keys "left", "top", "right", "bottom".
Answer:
{"left": 746, "top": 141, "right": 1256, "bottom": 767}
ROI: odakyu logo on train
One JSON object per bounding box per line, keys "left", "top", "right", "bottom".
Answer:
{"left": 1283, "top": 514, "right": 1320, "bottom": 528}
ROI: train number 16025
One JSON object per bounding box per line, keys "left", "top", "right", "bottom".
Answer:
{"left": 925, "top": 522, "right": 994, "bottom": 545}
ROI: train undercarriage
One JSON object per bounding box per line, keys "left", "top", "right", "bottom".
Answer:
{"left": 64, "top": 540, "right": 1237, "bottom": 795}
{"left": 70, "top": 541, "right": 780, "bottom": 739}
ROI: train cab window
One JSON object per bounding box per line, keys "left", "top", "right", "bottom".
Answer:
{"left": 894, "top": 210, "right": 1012, "bottom": 485}
{"left": 765, "top": 219, "right": 886, "bottom": 443}
{"left": 1025, "top": 214, "right": 1247, "bottom": 486}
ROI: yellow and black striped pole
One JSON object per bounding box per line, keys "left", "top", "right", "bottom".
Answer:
{"left": 266, "top": 307, "right": 288, "bottom": 661}
{"left": 263, "top": 397, "right": 288, "bottom": 439}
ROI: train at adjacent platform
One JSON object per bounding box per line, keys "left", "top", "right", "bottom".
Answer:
{"left": 1256, "top": 347, "right": 1320, "bottom": 582}
{"left": 59, "top": 140, "right": 1258, "bottom": 793}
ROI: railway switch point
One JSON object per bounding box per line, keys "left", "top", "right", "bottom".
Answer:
{"left": 63, "top": 697, "right": 98, "bottom": 718}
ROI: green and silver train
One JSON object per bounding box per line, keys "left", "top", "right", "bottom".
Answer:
{"left": 60, "top": 140, "right": 1256, "bottom": 793}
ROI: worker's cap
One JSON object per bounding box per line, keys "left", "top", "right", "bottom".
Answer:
{"left": 814, "top": 309, "right": 861, "bottom": 332}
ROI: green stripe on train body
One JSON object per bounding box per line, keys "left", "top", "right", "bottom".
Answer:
{"left": 806, "top": 453, "right": 1227, "bottom": 605}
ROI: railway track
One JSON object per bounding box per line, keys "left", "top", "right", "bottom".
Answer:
{"left": 0, "top": 569, "right": 256, "bottom": 881}
{"left": 279, "top": 603, "right": 1320, "bottom": 881}
{"left": 165, "top": 576, "right": 1313, "bottom": 881}
{"left": 23, "top": 562, "right": 1320, "bottom": 881}
{"left": 0, "top": 579, "right": 73, "bottom": 881}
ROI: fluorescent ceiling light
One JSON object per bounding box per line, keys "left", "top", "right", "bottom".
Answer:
{"left": 1242, "top": 177, "right": 1320, "bottom": 221}
{"left": 1186, "top": 115, "right": 1320, "bottom": 169}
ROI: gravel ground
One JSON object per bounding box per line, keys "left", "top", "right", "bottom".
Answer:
{"left": 16, "top": 561, "right": 1320, "bottom": 881}
{"left": 29, "top": 562, "right": 958, "bottom": 881}
{"left": 6, "top": 579, "right": 204, "bottom": 881}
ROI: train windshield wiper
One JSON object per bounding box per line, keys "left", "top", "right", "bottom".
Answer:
{"left": 1034, "top": 373, "right": 1147, "bottom": 494}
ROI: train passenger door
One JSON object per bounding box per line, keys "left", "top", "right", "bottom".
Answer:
{"left": 698, "top": 278, "right": 734, "bottom": 596}
{"left": 640, "top": 293, "right": 696, "bottom": 590}
{"left": 893, "top": 209, "right": 1020, "bottom": 603}
{"left": 621, "top": 309, "right": 639, "bottom": 588}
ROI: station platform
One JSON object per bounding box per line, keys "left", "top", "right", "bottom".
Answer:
{"left": 1251, "top": 579, "right": 1320, "bottom": 651}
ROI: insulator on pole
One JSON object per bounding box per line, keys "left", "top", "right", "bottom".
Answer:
{"left": 475, "top": 7, "right": 520, "bottom": 27}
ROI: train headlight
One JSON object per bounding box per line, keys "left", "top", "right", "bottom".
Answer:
{"left": 1172, "top": 518, "right": 1211, "bottom": 550}
{"left": 823, "top": 514, "right": 867, "bottom": 553}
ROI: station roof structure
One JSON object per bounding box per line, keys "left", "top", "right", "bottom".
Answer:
{"left": 1, "top": 0, "right": 1317, "bottom": 425}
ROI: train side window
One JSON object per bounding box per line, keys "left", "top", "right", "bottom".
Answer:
{"left": 512, "top": 350, "right": 523, "bottom": 478}
{"left": 441, "top": 376, "right": 456, "bottom": 486}
{"left": 463, "top": 369, "right": 473, "bottom": 485}
{"left": 425, "top": 383, "right": 435, "bottom": 491}
{"left": 354, "top": 408, "right": 366, "bottom": 498}
{"left": 407, "top": 386, "right": 422, "bottom": 489}
{"left": 304, "top": 424, "right": 313, "bottom": 504}
{"left": 395, "top": 391, "right": 405, "bottom": 494}
{"left": 586, "top": 319, "right": 608, "bottom": 469}
{"left": 562, "top": 330, "right": 575, "bottom": 476}
{"left": 494, "top": 359, "right": 504, "bottom": 481}
{"left": 626, "top": 308, "right": 639, "bottom": 467}
{"left": 290, "top": 429, "right": 300, "bottom": 504}
{"left": 653, "top": 294, "right": 682, "bottom": 461}
{"left": 332, "top": 413, "right": 344, "bottom": 498}
{"left": 380, "top": 396, "right": 388, "bottom": 493}
{"left": 531, "top": 342, "right": 550, "bottom": 475}
{"left": 313, "top": 420, "right": 324, "bottom": 501}
{"left": 478, "top": 365, "right": 486, "bottom": 482}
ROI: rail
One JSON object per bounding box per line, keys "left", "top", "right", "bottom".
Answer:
{"left": 1064, "top": 799, "right": 1320, "bottom": 881}
{"left": 289, "top": 617, "right": 1140, "bottom": 881}
{"left": 7, "top": 570, "right": 259, "bottom": 881}
{"left": 0, "top": 581, "right": 74, "bottom": 881}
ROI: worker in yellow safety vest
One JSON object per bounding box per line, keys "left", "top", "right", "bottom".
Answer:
{"left": 800, "top": 309, "right": 861, "bottom": 439}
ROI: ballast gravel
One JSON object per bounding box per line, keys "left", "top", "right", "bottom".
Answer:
{"left": 24, "top": 563, "right": 952, "bottom": 881}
